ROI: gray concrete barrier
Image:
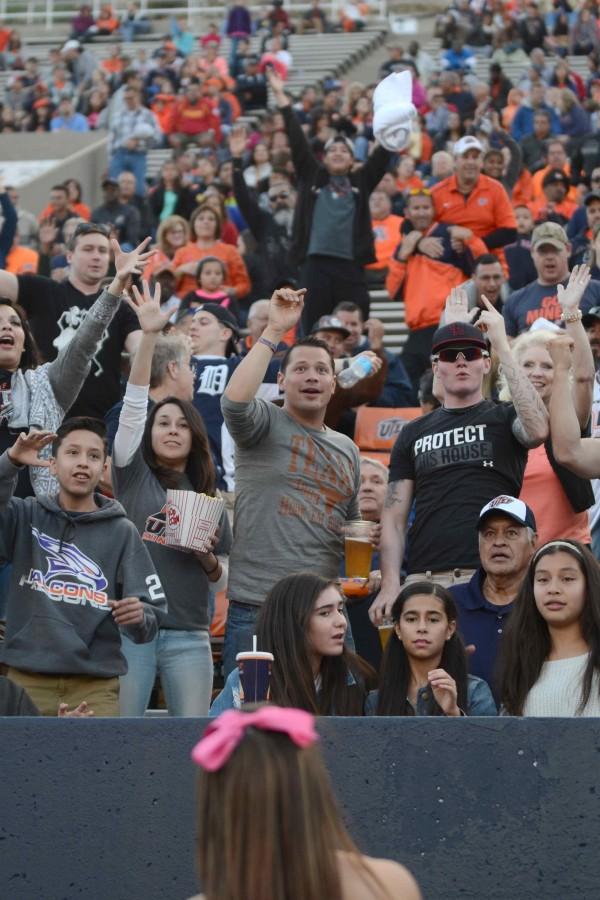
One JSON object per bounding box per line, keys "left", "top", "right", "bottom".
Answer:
{"left": 1, "top": 717, "right": 599, "bottom": 900}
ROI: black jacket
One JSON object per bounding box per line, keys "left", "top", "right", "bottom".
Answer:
{"left": 231, "top": 158, "right": 297, "bottom": 290}
{"left": 149, "top": 183, "right": 197, "bottom": 225}
{"left": 280, "top": 104, "right": 392, "bottom": 267}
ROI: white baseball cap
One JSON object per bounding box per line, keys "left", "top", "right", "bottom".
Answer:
{"left": 478, "top": 496, "right": 537, "bottom": 531}
{"left": 453, "top": 136, "right": 484, "bottom": 157}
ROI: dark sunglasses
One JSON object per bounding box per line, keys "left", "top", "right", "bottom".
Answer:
{"left": 433, "top": 346, "right": 488, "bottom": 363}
{"left": 73, "top": 222, "right": 111, "bottom": 238}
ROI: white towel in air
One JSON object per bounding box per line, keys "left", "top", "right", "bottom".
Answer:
{"left": 373, "top": 71, "right": 417, "bottom": 153}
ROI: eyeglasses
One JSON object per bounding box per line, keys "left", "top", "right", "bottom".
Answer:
{"left": 432, "top": 347, "right": 489, "bottom": 363}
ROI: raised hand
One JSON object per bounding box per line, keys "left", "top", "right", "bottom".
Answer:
{"left": 266, "top": 65, "right": 286, "bottom": 102}
{"left": 7, "top": 430, "right": 56, "bottom": 467}
{"left": 110, "top": 236, "right": 156, "bottom": 286}
{"left": 125, "top": 279, "right": 169, "bottom": 334}
{"left": 444, "top": 286, "right": 471, "bottom": 324}
{"left": 267, "top": 286, "right": 307, "bottom": 335}
{"left": 476, "top": 294, "right": 508, "bottom": 350}
{"left": 428, "top": 668, "right": 460, "bottom": 716}
{"left": 228, "top": 125, "right": 247, "bottom": 159}
{"left": 547, "top": 333, "right": 574, "bottom": 372}
{"left": 557, "top": 264, "right": 591, "bottom": 314}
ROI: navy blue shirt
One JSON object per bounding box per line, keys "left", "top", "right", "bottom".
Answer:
{"left": 450, "top": 567, "right": 513, "bottom": 702}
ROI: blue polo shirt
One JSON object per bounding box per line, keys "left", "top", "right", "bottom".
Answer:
{"left": 450, "top": 568, "right": 514, "bottom": 702}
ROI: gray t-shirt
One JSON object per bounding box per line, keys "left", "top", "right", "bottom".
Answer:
{"left": 112, "top": 447, "right": 231, "bottom": 631}
{"left": 221, "top": 396, "right": 361, "bottom": 606}
{"left": 307, "top": 184, "right": 355, "bottom": 260}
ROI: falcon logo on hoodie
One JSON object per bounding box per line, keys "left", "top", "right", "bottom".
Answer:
{"left": 19, "top": 527, "right": 109, "bottom": 609}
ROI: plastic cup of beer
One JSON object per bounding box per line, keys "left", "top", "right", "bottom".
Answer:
{"left": 378, "top": 618, "right": 394, "bottom": 651}
{"left": 236, "top": 651, "right": 274, "bottom": 704}
{"left": 344, "top": 520, "right": 373, "bottom": 580}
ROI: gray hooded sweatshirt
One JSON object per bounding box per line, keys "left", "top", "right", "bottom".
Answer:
{"left": 0, "top": 452, "right": 166, "bottom": 677}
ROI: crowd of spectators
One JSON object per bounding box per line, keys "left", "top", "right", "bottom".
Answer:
{"left": 1, "top": 0, "right": 600, "bottom": 730}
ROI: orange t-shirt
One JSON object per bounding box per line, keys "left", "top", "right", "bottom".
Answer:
{"left": 528, "top": 196, "right": 578, "bottom": 223}
{"left": 432, "top": 173, "right": 516, "bottom": 273}
{"left": 172, "top": 241, "right": 251, "bottom": 299}
{"left": 512, "top": 169, "right": 533, "bottom": 207}
{"left": 367, "top": 214, "right": 404, "bottom": 270}
{"left": 6, "top": 245, "right": 39, "bottom": 275}
{"left": 520, "top": 444, "right": 591, "bottom": 545}
{"left": 396, "top": 174, "right": 424, "bottom": 193}
{"left": 71, "top": 201, "right": 91, "bottom": 221}
{"left": 531, "top": 164, "right": 578, "bottom": 202}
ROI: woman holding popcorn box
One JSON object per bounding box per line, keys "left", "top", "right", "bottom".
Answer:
{"left": 112, "top": 279, "right": 231, "bottom": 717}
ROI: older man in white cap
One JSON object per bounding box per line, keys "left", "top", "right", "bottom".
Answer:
{"left": 449, "top": 494, "right": 538, "bottom": 701}
{"left": 431, "top": 135, "right": 517, "bottom": 269}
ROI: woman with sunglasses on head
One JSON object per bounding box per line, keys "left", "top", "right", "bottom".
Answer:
{"left": 369, "top": 582, "right": 496, "bottom": 716}
{"left": 112, "top": 279, "right": 231, "bottom": 717}
{"left": 498, "top": 266, "right": 595, "bottom": 546}
{"left": 191, "top": 707, "right": 422, "bottom": 900}
{"left": 211, "top": 573, "right": 375, "bottom": 716}
{"left": 499, "top": 539, "right": 600, "bottom": 716}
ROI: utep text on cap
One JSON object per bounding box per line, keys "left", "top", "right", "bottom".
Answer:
{"left": 478, "top": 495, "right": 537, "bottom": 531}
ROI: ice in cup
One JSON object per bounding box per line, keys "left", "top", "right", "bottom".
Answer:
{"left": 236, "top": 651, "right": 274, "bottom": 704}
{"left": 378, "top": 618, "right": 394, "bottom": 651}
{"left": 344, "top": 520, "right": 373, "bottom": 579}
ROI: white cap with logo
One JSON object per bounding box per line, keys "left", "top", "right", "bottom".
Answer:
{"left": 453, "top": 136, "right": 484, "bottom": 157}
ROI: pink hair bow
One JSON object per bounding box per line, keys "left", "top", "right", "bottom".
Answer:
{"left": 191, "top": 706, "right": 319, "bottom": 772}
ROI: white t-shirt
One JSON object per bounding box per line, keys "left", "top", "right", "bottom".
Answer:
{"left": 523, "top": 653, "right": 600, "bottom": 717}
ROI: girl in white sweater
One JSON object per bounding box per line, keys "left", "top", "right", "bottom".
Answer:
{"left": 499, "top": 540, "right": 600, "bottom": 717}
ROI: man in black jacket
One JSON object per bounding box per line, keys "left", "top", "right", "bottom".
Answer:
{"left": 229, "top": 127, "right": 298, "bottom": 292}
{"left": 267, "top": 68, "right": 392, "bottom": 332}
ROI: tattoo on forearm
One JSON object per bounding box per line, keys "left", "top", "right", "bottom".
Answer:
{"left": 384, "top": 482, "right": 403, "bottom": 508}
{"left": 500, "top": 358, "right": 548, "bottom": 444}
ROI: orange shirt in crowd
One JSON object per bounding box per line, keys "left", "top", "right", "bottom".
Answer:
{"left": 432, "top": 173, "right": 516, "bottom": 274}
{"left": 528, "top": 196, "right": 579, "bottom": 223}
{"left": 520, "top": 444, "right": 591, "bottom": 546}
{"left": 71, "top": 201, "right": 91, "bottom": 221}
{"left": 512, "top": 169, "right": 533, "bottom": 207}
{"left": 367, "top": 214, "right": 404, "bottom": 270}
{"left": 386, "top": 224, "right": 487, "bottom": 330}
{"left": 172, "top": 241, "right": 251, "bottom": 299}
{"left": 531, "top": 164, "right": 578, "bottom": 202}
{"left": 151, "top": 95, "right": 177, "bottom": 134}
{"left": 396, "top": 174, "right": 424, "bottom": 193}
{"left": 6, "top": 245, "right": 39, "bottom": 275}
{"left": 144, "top": 249, "right": 175, "bottom": 281}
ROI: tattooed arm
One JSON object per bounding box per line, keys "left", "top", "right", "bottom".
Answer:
{"left": 478, "top": 296, "right": 548, "bottom": 447}
{"left": 369, "top": 478, "right": 414, "bottom": 625}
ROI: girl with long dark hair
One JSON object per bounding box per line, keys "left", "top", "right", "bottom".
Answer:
{"left": 191, "top": 707, "right": 421, "bottom": 900}
{"left": 211, "top": 573, "right": 375, "bottom": 716}
{"left": 373, "top": 582, "right": 496, "bottom": 716}
{"left": 112, "top": 280, "right": 231, "bottom": 717}
{"left": 499, "top": 539, "right": 600, "bottom": 716}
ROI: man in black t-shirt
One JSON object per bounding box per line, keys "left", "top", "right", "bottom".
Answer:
{"left": 0, "top": 222, "right": 141, "bottom": 418}
{"left": 369, "top": 307, "right": 549, "bottom": 624}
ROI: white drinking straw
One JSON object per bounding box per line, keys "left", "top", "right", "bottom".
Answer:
{"left": 252, "top": 634, "right": 257, "bottom": 652}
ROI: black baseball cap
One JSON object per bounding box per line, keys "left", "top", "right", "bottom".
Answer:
{"left": 542, "top": 168, "right": 570, "bottom": 188}
{"left": 582, "top": 306, "right": 600, "bottom": 327}
{"left": 431, "top": 322, "right": 488, "bottom": 354}
{"left": 195, "top": 303, "right": 240, "bottom": 337}
{"left": 584, "top": 191, "right": 600, "bottom": 206}
{"left": 311, "top": 315, "right": 350, "bottom": 338}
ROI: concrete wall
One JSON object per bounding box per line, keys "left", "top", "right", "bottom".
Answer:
{"left": 1, "top": 717, "right": 600, "bottom": 900}
{"left": 0, "top": 132, "right": 109, "bottom": 215}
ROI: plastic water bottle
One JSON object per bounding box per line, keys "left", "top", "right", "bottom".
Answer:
{"left": 337, "top": 355, "right": 374, "bottom": 389}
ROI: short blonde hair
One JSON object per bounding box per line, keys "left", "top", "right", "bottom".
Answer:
{"left": 498, "top": 329, "right": 560, "bottom": 401}
{"left": 360, "top": 457, "right": 389, "bottom": 479}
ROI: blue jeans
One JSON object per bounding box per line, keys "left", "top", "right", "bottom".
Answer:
{"left": 109, "top": 149, "right": 147, "bottom": 196}
{"left": 119, "top": 629, "right": 213, "bottom": 717}
{"left": 222, "top": 602, "right": 258, "bottom": 678}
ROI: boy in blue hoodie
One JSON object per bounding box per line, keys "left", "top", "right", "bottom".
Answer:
{"left": 0, "top": 419, "right": 166, "bottom": 715}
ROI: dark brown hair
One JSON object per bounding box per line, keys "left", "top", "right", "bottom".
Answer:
{"left": 142, "top": 397, "right": 216, "bottom": 494}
